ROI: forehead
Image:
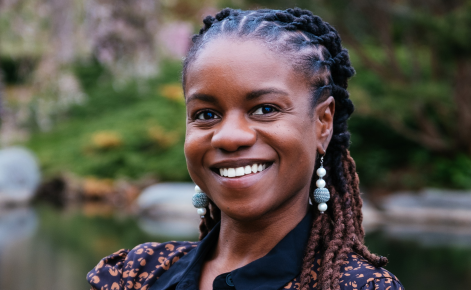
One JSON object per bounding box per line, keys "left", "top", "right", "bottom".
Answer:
{"left": 185, "top": 38, "right": 311, "bottom": 96}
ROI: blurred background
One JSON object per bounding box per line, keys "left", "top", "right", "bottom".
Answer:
{"left": 0, "top": 0, "right": 470, "bottom": 289}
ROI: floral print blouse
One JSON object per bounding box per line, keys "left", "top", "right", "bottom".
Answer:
{"left": 88, "top": 212, "right": 403, "bottom": 290}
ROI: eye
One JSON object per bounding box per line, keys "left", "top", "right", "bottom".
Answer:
{"left": 253, "top": 105, "right": 276, "bottom": 115}
{"left": 197, "top": 111, "right": 219, "bottom": 120}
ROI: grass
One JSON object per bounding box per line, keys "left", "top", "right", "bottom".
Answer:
{"left": 26, "top": 60, "right": 191, "bottom": 181}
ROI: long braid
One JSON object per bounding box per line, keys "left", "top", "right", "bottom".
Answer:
{"left": 344, "top": 150, "right": 366, "bottom": 243}
{"left": 319, "top": 189, "right": 345, "bottom": 289}
{"left": 330, "top": 153, "right": 360, "bottom": 289}
{"left": 342, "top": 151, "right": 361, "bottom": 244}
{"left": 353, "top": 239, "right": 388, "bottom": 267}
{"left": 299, "top": 211, "right": 325, "bottom": 289}
{"left": 184, "top": 7, "right": 388, "bottom": 289}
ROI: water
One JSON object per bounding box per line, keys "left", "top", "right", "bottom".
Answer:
{"left": 1, "top": 205, "right": 470, "bottom": 290}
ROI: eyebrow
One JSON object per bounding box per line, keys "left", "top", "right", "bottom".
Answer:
{"left": 186, "top": 93, "right": 218, "bottom": 105}
{"left": 186, "top": 88, "right": 288, "bottom": 104}
{"left": 246, "top": 88, "right": 288, "bottom": 100}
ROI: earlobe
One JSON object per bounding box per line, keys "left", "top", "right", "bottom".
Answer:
{"left": 315, "top": 96, "right": 335, "bottom": 155}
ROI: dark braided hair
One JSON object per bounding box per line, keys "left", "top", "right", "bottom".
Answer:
{"left": 182, "top": 7, "right": 388, "bottom": 290}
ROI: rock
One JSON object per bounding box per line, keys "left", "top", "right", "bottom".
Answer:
{"left": 383, "top": 223, "right": 471, "bottom": 247}
{"left": 381, "top": 188, "right": 471, "bottom": 225}
{"left": 137, "top": 183, "right": 197, "bottom": 217}
{"left": 362, "top": 200, "right": 383, "bottom": 232}
{"left": 0, "top": 147, "right": 40, "bottom": 204}
{"left": 136, "top": 183, "right": 200, "bottom": 238}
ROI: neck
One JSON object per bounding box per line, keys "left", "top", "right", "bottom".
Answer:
{"left": 210, "top": 196, "right": 309, "bottom": 273}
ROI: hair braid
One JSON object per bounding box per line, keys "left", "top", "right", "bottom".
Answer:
{"left": 319, "top": 190, "right": 345, "bottom": 289}
{"left": 353, "top": 239, "right": 388, "bottom": 267}
{"left": 184, "top": 7, "right": 388, "bottom": 289}
{"left": 344, "top": 150, "right": 366, "bottom": 243}
{"left": 299, "top": 211, "right": 325, "bottom": 289}
{"left": 329, "top": 153, "right": 360, "bottom": 289}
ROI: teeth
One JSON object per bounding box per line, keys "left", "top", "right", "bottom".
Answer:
{"left": 244, "top": 165, "right": 252, "bottom": 174}
{"left": 227, "top": 168, "right": 236, "bottom": 177}
{"left": 218, "top": 163, "right": 269, "bottom": 178}
{"left": 235, "top": 167, "right": 245, "bottom": 176}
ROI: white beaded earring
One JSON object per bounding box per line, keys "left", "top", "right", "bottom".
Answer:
{"left": 314, "top": 156, "right": 330, "bottom": 213}
{"left": 193, "top": 185, "right": 209, "bottom": 218}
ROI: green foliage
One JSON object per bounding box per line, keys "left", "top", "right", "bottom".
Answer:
{"left": 20, "top": 1, "right": 471, "bottom": 190}
{"left": 350, "top": 115, "right": 471, "bottom": 190}
{"left": 348, "top": 116, "right": 425, "bottom": 190}
{"left": 413, "top": 2, "right": 471, "bottom": 61}
{"left": 0, "top": 56, "right": 36, "bottom": 85}
{"left": 431, "top": 155, "right": 471, "bottom": 189}
{"left": 26, "top": 60, "right": 191, "bottom": 181}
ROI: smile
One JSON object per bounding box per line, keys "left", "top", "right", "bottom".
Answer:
{"left": 216, "top": 163, "right": 270, "bottom": 178}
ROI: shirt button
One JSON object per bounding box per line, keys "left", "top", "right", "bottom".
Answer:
{"left": 226, "top": 273, "right": 235, "bottom": 287}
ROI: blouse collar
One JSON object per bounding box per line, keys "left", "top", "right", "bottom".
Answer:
{"left": 149, "top": 210, "right": 313, "bottom": 290}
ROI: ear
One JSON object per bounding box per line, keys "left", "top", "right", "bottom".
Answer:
{"left": 314, "top": 96, "right": 335, "bottom": 155}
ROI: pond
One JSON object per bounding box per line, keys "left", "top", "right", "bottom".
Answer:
{"left": 2, "top": 205, "right": 470, "bottom": 290}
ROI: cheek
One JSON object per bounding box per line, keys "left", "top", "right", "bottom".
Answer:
{"left": 183, "top": 128, "right": 198, "bottom": 159}
{"left": 273, "top": 120, "right": 316, "bottom": 160}
{"left": 184, "top": 127, "right": 209, "bottom": 179}
{"left": 262, "top": 119, "right": 317, "bottom": 181}
{"left": 184, "top": 125, "right": 212, "bottom": 182}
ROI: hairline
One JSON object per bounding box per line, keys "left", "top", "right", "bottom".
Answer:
{"left": 183, "top": 33, "right": 332, "bottom": 108}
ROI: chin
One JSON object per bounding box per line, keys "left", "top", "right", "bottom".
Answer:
{"left": 219, "top": 200, "right": 278, "bottom": 222}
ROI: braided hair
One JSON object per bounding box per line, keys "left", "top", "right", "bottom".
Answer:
{"left": 182, "top": 8, "right": 388, "bottom": 290}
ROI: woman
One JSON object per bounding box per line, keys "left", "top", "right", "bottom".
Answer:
{"left": 87, "top": 8, "right": 403, "bottom": 290}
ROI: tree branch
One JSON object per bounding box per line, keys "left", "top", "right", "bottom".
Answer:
{"left": 338, "top": 27, "right": 393, "bottom": 80}
{"left": 385, "top": 116, "right": 450, "bottom": 152}
{"left": 453, "top": 59, "right": 471, "bottom": 154}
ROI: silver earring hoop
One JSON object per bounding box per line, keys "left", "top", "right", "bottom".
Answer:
{"left": 193, "top": 185, "right": 209, "bottom": 218}
{"left": 314, "top": 156, "right": 330, "bottom": 213}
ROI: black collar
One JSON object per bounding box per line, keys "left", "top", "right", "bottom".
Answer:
{"left": 149, "top": 210, "right": 313, "bottom": 290}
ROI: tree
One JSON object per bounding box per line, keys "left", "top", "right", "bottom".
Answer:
{"left": 85, "top": 0, "right": 160, "bottom": 79}
{"left": 326, "top": 0, "right": 471, "bottom": 156}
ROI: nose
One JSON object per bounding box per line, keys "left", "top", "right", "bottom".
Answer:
{"left": 211, "top": 112, "right": 257, "bottom": 152}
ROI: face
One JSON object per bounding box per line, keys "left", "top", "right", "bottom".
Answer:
{"left": 184, "top": 38, "right": 334, "bottom": 222}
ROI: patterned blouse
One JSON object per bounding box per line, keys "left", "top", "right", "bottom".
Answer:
{"left": 87, "top": 212, "right": 403, "bottom": 290}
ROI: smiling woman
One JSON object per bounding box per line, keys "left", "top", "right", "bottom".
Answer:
{"left": 87, "top": 8, "right": 404, "bottom": 290}
{"left": 185, "top": 39, "right": 321, "bottom": 225}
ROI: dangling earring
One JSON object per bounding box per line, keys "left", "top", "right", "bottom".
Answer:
{"left": 193, "top": 185, "right": 209, "bottom": 218}
{"left": 314, "top": 156, "right": 330, "bottom": 213}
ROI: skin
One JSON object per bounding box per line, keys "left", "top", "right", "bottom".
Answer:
{"left": 184, "top": 38, "right": 335, "bottom": 290}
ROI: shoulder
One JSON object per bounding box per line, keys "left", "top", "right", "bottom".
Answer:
{"left": 339, "top": 253, "right": 404, "bottom": 290}
{"left": 87, "top": 241, "right": 198, "bottom": 290}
